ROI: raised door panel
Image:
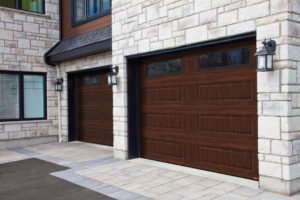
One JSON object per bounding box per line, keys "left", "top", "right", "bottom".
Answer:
{"left": 140, "top": 40, "right": 258, "bottom": 179}
{"left": 77, "top": 72, "right": 113, "bottom": 146}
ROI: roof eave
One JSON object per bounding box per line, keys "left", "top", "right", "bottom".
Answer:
{"left": 45, "top": 39, "right": 112, "bottom": 65}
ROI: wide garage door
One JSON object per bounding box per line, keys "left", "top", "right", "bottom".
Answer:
{"left": 139, "top": 40, "right": 258, "bottom": 179}
{"left": 77, "top": 71, "right": 113, "bottom": 146}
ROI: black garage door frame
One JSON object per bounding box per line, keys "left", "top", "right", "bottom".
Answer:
{"left": 126, "top": 32, "right": 257, "bottom": 159}
{"left": 67, "top": 65, "right": 112, "bottom": 142}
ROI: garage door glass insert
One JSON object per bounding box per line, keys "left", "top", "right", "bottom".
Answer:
{"left": 139, "top": 40, "right": 258, "bottom": 180}
{"left": 198, "top": 47, "right": 251, "bottom": 70}
{"left": 146, "top": 58, "right": 182, "bottom": 76}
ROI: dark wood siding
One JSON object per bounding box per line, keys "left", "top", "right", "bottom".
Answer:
{"left": 61, "top": 0, "right": 111, "bottom": 40}
{"left": 139, "top": 40, "right": 258, "bottom": 180}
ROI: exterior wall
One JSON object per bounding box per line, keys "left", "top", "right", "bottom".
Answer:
{"left": 111, "top": 0, "right": 300, "bottom": 195}
{"left": 258, "top": 0, "right": 300, "bottom": 195}
{"left": 61, "top": 0, "right": 112, "bottom": 40}
{"left": 0, "top": 0, "right": 60, "bottom": 148}
{"left": 58, "top": 52, "right": 112, "bottom": 141}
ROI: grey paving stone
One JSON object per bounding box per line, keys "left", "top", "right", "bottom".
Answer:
{"left": 90, "top": 182, "right": 109, "bottom": 190}
{"left": 36, "top": 155, "right": 72, "bottom": 166}
{"left": 10, "top": 148, "right": 40, "bottom": 157}
{"left": 66, "top": 156, "right": 117, "bottom": 169}
{"left": 75, "top": 178, "right": 103, "bottom": 189}
{"left": 108, "top": 190, "right": 142, "bottom": 200}
{"left": 62, "top": 174, "right": 88, "bottom": 183}
{"left": 233, "top": 186, "right": 263, "bottom": 197}
{"left": 135, "top": 197, "right": 154, "bottom": 200}
{"left": 214, "top": 193, "right": 248, "bottom": 200}
{"left": 98, "top": 185, "right": 121, "bottom": 195}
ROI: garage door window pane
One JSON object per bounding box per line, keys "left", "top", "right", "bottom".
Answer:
{"left": 24, "top": 75, "right": 44, "bottom": 119}
{"left": 80, "top": 74, "right": 99, "bottom": 86}
{"left": 146, "top": 59, "right": 182, "bottom": 77}
{"left": 0, "top": 74, "right": 20, "bottom": 120}
{"left": 198, "top": 47, "right": 250, "bottom": 70}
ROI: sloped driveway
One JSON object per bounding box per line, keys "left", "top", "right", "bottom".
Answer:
{"left": 0, "top": 142, "right": 300, "bottom": 200}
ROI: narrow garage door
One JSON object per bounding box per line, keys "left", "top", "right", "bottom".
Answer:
{"left": 77, "top": 72, "right": 113, "bottom": 146}
{"left": 140, "top": 40, "right": 258, "bottom": 179}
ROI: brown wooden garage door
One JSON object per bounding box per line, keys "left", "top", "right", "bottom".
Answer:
{"left": 77, "top": 72, "right": 113, "bottom": 146}
{"left": 140, "top": 40, "right": 258, "bottom": 179}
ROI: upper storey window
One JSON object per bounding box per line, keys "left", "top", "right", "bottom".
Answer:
{"left": 0, "top": 0, "right": 44, "bottom": 14}
{"left": 73, "top": 0, "right": 111, "bottom": 26}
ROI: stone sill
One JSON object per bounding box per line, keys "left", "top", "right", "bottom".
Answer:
{"left": 0, "top": 135, "right": 57, "bottom": 141}
{"left": 0, "top": 120, "right": 52, "bottom": 125}
{"left": 0, "top": 6, "right": 51, "bottom": 18}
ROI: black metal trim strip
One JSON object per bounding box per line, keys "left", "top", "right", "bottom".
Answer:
{"left": 67, "top": 65, "right": 112, "bottom": 75}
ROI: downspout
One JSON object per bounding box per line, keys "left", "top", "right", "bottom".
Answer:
{"left": 44, "top": 0, "right": 63, "bottom": 141}
{"left": 57, "top": 65, "right": 63, "bottom": 142}
{"left": 58, "top": 0, "right": 63, "bottom": 142}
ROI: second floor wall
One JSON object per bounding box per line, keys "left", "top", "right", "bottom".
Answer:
{"left": 0, "top": 0, "right": 59, "bottom": 71}
{"left": 61, "top": 0, "right": 112, "bottom": 40}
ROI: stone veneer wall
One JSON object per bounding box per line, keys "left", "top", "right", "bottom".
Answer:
{"left": 111, "top": 0, "right": 300, "bottom": 195}
{"left": 0, "top": 0, "right": 59, "bottom": 148}
{"left": 58, "top": 52, "right": 112, "bottom": 142}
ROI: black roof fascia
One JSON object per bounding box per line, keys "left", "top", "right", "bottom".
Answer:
{"left": 46, "top": 39, "right": 112, "bottom": 64}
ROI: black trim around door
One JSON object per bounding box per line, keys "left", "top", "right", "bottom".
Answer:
{"left": 126, "top": 32, "right": 257, "bottom": 159}
{"left": 67, "top": 65, "right": 112, "bottom": 142}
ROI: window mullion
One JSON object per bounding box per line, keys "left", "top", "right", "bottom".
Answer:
{"left": 20, "top": 74, "right": 24, "bottom": 120}
{"left": 16, "top": 0, "right": 21, "bottom": 9}
{"left": 86, "top": 0, "right": 88, "bottom": 19}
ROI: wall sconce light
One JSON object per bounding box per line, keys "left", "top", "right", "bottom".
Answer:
{"left": 55, "top": 78, "right": 63, "bottom": 91}
{"left": 254, "top": 39, "right": 276, "bottom": 72}
{"left": 106, "top": 66, "right": 119, "bottom": 86}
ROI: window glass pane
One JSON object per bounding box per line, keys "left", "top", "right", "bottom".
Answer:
{"left": 0, "top": 74, "right": 20, "bottom": 120}
{"left": 75, "top": 0, "right": 86, "bottom": 21}
{"left": 80, "top": 74, "right": 99, "bottom": 85}
{"left": 198, "top": 47, "right": 251, "bottom": 70}
{"left": 24, "top": 75, "right": 45, "bottom": 119}
{"left": 102, "top": 0, "right": 111, "bottom": 10}
{"left": 0, "top": 0, "right": 16, "bottom": 8}
{"left": 88, "top": 0, "right": 100, "bottom": 16}
{"left": 22, "top": 0, "right": 43, "bottom": 13}
{"left": 146, "top": 59, "right": 182, "bottom": 77}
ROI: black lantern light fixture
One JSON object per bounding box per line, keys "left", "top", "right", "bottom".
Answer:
{"left": 254, "top": 39, "right": 276, "bottom": 72}
{"left": 55, "top": 78, "right": 64, "bottom": 91}
{"left": 106, "top": 66, "right": 119, "bottom": 86}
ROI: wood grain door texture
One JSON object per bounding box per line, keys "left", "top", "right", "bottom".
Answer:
{"left": 139, "top": 40, "right": 258, "bottom": 180}
{"left": 77, "top": 72, "right": 113, "bottom": 146}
